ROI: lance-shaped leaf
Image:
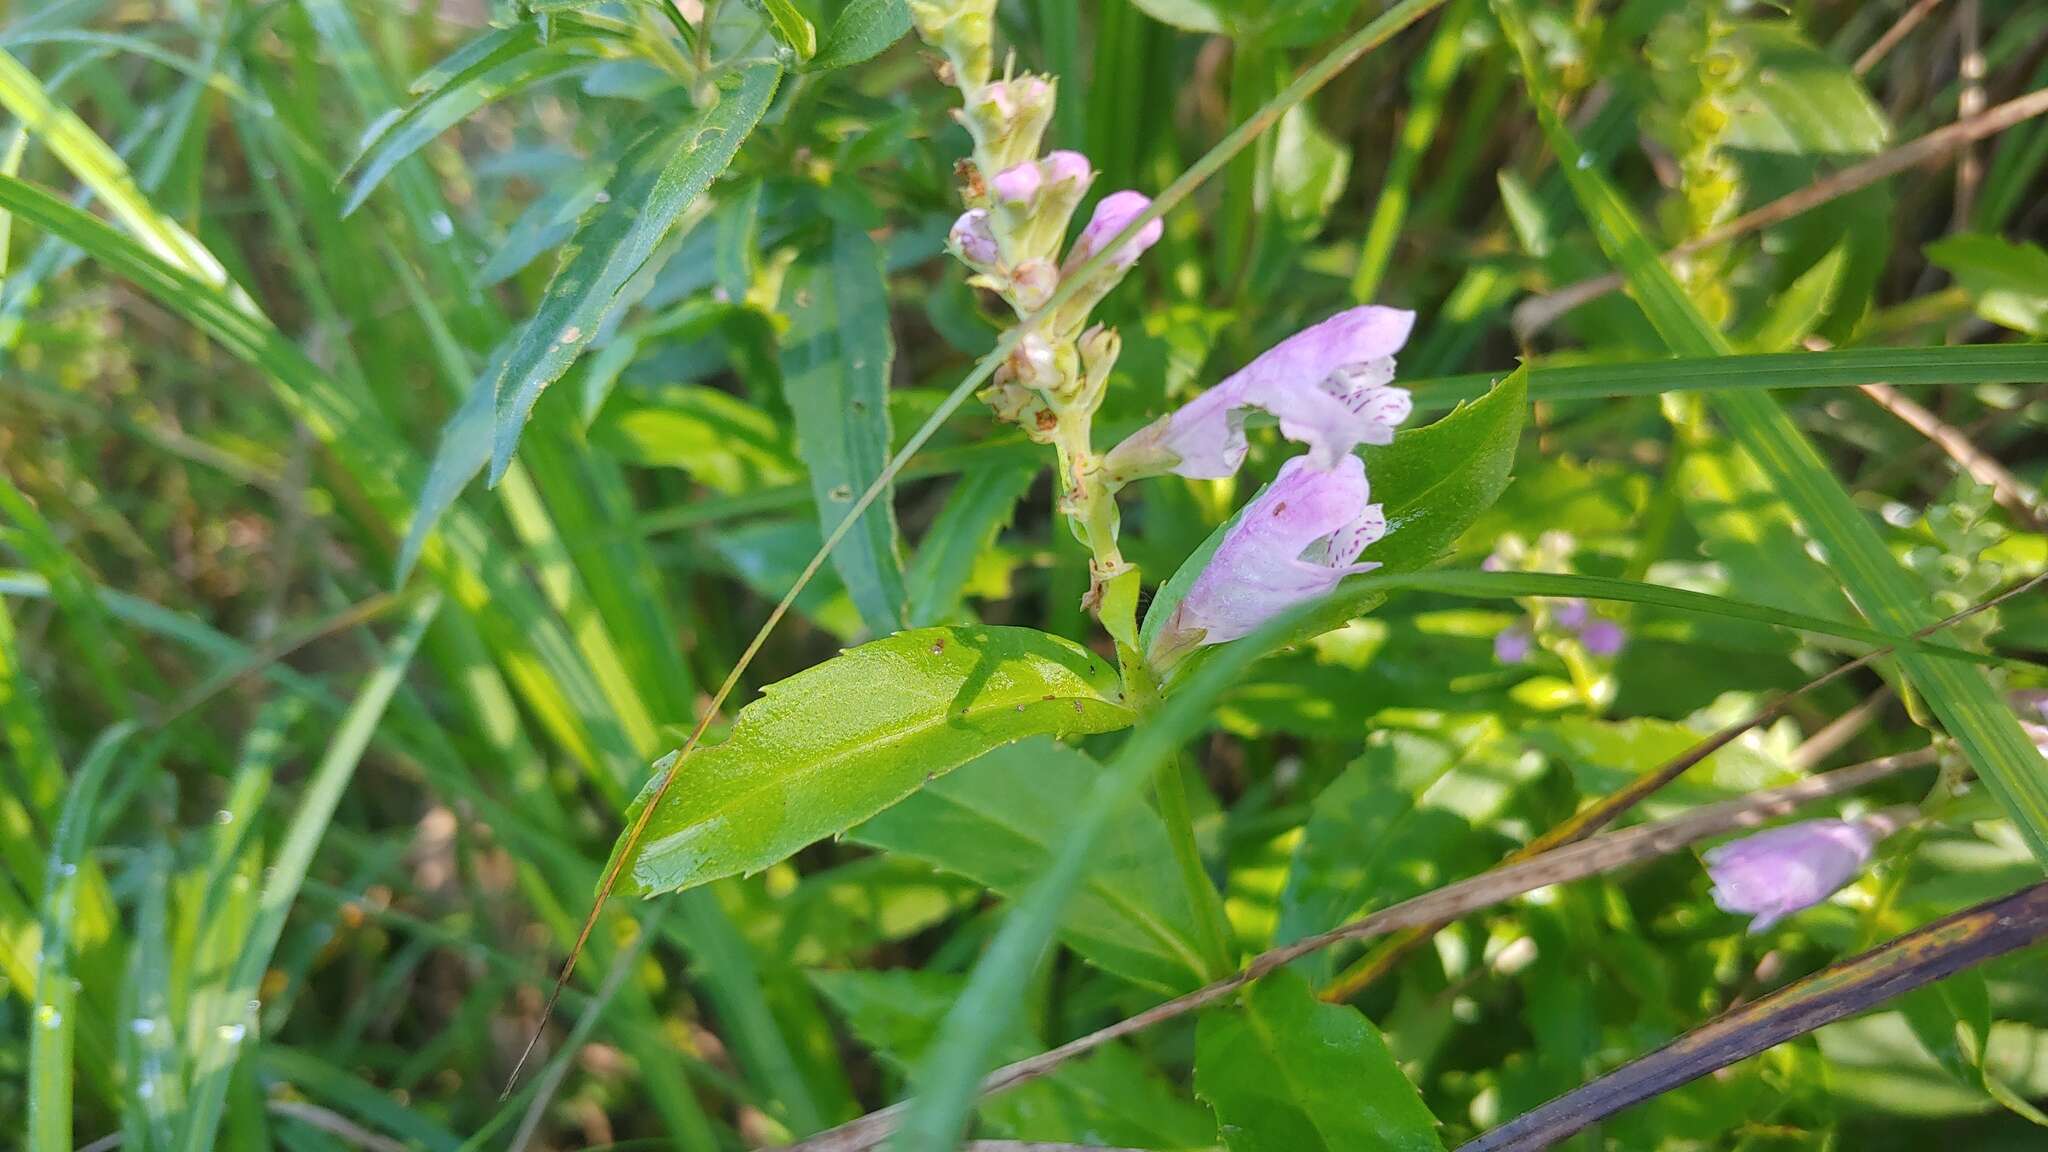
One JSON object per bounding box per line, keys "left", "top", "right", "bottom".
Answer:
{"left": 782, "top": 214, "right": 910, "bottom": 635}
{"left": 853, "top": 738, "right": 1214, "bottom": 992}
{"left": 488, "top": 64, "right": 780, "bottom": 483}
{"left": 1196, "top": 968, "right": 1445, "bottom": 1152}
{"left": 617, "top": 626, "right": 1132, "bottom": 894}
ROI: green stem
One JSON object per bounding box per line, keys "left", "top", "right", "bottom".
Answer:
{"left": 1126, "top": 661, "right": 1234, "bottom": 979}
{"left": 1153, "top": 748, "right": 1236, "bottom": 978}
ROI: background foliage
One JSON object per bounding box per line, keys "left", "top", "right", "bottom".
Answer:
{"left": 3, "top": 0, "right": 2047, "bottom": 1150}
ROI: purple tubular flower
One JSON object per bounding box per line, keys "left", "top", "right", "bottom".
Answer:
{"left": 1151, "top": 306, "right": 1416, "bottom": 479}
{"left": 948, "top": 208, "right": 999, "bottom": 266}
{"left": 1161, "top": 455, "right": 1385, "bottom": 651}
{"left": 1579, "top": 617, "right": 1625, "bottom": 657}
{"left": 1494, "top": 626, "right": 1533, "bottom": 665}
{"left": 1551, "top": 598, "right": 1590, "bottom": 631}
{"left": 1064, "top": 190, "right": 1163, "bottom": 273}
{"left": 1705, "top": 819, "right": 1882, "bottom": 933}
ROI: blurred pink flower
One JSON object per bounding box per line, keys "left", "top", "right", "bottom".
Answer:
{"left": 1705, "top": 818, "right": 1890, "bottom": 933}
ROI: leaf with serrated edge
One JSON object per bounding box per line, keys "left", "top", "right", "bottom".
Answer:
{"left": 489, "top": 65, "right": 779, "bottom": 484}
{"left": 620, "top": 626, "right": 1132, "bottom": 894}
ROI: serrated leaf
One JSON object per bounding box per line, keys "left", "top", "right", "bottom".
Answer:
{"left": 781, "top": 211, "right": 909, "bottom": 635}
{"left": 853, "top": 738, "right": 1212, "bottom": 992}
{"left": 810, "top": 0, "right": 912, "bottom": 70}
{"left": 1196, "top": 968, "right": 1445, "bottom": 1152}
{"left": 488, "top": 64, "right": 780, "bottom": 484}
{"left": 618, "top": 626, "right": 1132, "bottom": 894}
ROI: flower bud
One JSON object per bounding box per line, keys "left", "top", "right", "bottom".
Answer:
{"left": 1050, "top": 190, "right": 1163, "bottom": 335}
{"left": 948, "top": 208, "right": 999, "bottom": 268}
{"left": 959, "top": 74, "right": 1055, "bottom": 173}
{"left": 1705, "top": 814, "right": 1903, "bottom": 933}
{"left": 1064, "top": 190, "right": 1164, "bottom": 273}
{"left": 1008, "top": 258, "right": 1058, "bottom": 312}
{"left": 1551, "top": 598, "right": 1590, "bottom": 631}
{"left": 909, "top": 0, "right": 997, "bottom": 89}
{"left": 1154, "top": 455, "right": 1386, "bottom": 657}
{"left": 989, "top": 161, "right": 1043, "bottom": 207}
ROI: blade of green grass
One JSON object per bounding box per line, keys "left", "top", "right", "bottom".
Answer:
{"left": 177, "top": 593, "right": 440, "bottom": 1152}
{"left": 1404, "top": 343, "right": 2048, "bottom": 413}
{"left": 1496, "top": 0, "right": 2048, "bottom": 867}
{"left": 27, "top": 722, "right": 135, "bottom": 1152}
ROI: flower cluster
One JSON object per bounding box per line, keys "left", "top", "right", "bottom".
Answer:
{"left": 912, "top": 1, "right": 1413, "bottom": 664}
{"left": 1704, "top": 810, "right": 1907, "bottom": 933}
{"left": 1482, "top": 533, "right": 1626, "bottom": 667}
{"left": 1130, "top": 306, "right": 1417, "bottom": 661}
{"left": 914, "top": 0, "right": 1166, "bottom": 644}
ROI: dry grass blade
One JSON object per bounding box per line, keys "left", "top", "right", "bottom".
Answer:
{"left": 776, "top": 748, "right": 1937, "bottom": 1152}
{"left": 1512, "top": 85, "right": 2048, "bottom": 338}
{"left": 1456, "top": 880, "right": 2048, "bottom": 1151}
{"left": 506, "top": 0, "right": 1455, "bottom": 1091}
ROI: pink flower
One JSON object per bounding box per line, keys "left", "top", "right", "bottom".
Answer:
{"left": 1579, "top": 617, "right": 1625, "bottom": 657}
{"left": 1064, "top": 190, "right": 1163, "bottom": 273}
{"left": 1494, "top": 626, "right": 1532, "bottom": 664}
{"left": 1705, "top": 818, "right": 1888, "bottom": 933}
{"left": 1158, "top": 455, "right": 1386, "bottom": 652}
{"left": 1119, "top": 306, "right": 1416, "bottom": 481}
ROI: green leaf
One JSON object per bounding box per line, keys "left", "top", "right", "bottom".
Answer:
{"left": 891, "top": 603, "right": 1327, "bottom": 1152}
{"left": 29, "top": 724, "right": 136, "bottom": 1152}
{"left": 619, "top": 626, "right": 1132, "bottom": 894}
{"left": 782, "top": 210, "right": 909, "bottom": 635}
{"left": 1143, "top": 368, "right": 1526, "bottom": 656}
{"left": 1270, "top": 104, "right": 1350, "bottom": 239}
{"left": 590, "top": 384, "right": 803, "bottom": 493}
{"left": 753, "top": 0, "right": 818, "bottom": 61}
{"left": 905, "top": 461, "right": 1037, "bottom": 627}
{"left": 1721, "top": 22, "right": 1890, "bottom": 157}
{"left": 1276, "top": 735, "right": 1486, "bottom": 985}
{"left": 488, "top": 65, "right": 780, "bottom": 484}
{"left": 1195, "top": 967, "right": 1445, "bottom": 1152}
{"left": 809, "top": 970, "right": 1217, "bottom": 1147}
{"left": 1498, "top": 0, "right": 2048, "bottom": 868}
{"left": 1403, "top": 344, "right": 2048, "bottom": 414}
{"left": 1128, "top": 0, "right": 1225, "bottom": 33}
{"left": 810, "top": 0, "right": 912, "bottom": 70}
{"left": 340, "top": 23, "right": 614, "bottom": 216}
{"left": 1925, "top": 234, "right": 2048, "bottom": 336}
{"left": 853, "top": 738, "right": 1212, "bottom": 992}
